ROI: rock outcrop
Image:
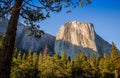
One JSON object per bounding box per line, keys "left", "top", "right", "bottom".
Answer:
{"left": 0, "top": 17, "right": 55, "bottom": 54}
{"left": 55, "top": 21, "right": 111, "bottom": 59}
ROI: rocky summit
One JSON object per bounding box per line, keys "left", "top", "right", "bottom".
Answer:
{"left": 0, "top": 17, "right": 55, "bottom": 54}
{"left": 55, "top": 21, "right": 111, "bottom": 59}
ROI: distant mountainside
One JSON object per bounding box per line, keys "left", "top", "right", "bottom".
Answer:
{"left": 0, "top": 17, "right": 112, "bottom": 59}
{"left": 55, "top": 21, "right": 111, "bottom": 59}
{"left": 0, "top": 17, "right": 8, "bottom": 35}
{"left": 0, "top": 17, "right": 55, "bottom": 54}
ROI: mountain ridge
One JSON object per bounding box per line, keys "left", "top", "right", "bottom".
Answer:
{"left": 55, "top": 21, "right": 111, "bottom": 59}
{"left": 0, "top": 17, "right": 55, "bottom": 54}
{"left": 0, "top": 18, "right": 112, "bottom": 58}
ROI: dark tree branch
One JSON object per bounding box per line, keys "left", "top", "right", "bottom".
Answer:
{"left": 0, "top": 7, "right": 13, "bottom": 18}
{"left": 23, "top": 0, "right": 45, "bottom": 9}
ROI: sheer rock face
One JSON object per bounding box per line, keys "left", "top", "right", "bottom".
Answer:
{"left": 16, "top": 26, "right": 55, "bottom": 54}
{"left": 0, "top": 17, "right": 8, "bottom": 35}
{"left": 55, "top": 21, "right": 111, "bottom": 59}
{"left": 0, "top": 17, "right": 55, "bottom": 54}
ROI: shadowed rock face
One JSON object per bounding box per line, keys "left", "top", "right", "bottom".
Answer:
{"left": 0, "top": 17, "right": 55, "bottom": 54}
{"left": 16, "top": 26, "right": 55, "bottom": 54}
{"left": 55, "top": 21, "right": 111, "bottom": 59}
{"left": 0, "top": 17, "right": 8, "bottom": 35}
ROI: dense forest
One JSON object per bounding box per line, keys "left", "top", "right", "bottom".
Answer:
{"left": 0, "top": 35, "right": 120, "bottom": 78}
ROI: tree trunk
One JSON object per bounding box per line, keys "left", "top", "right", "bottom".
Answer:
{"left": 115, "top": 70, "right": 119, "bottom": 78}
{"left": 0, "top": 0, "right": 23, "bottom": 78}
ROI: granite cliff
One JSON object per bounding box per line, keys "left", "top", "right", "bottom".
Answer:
{"left": 55, "top": 21, "right": 111, "bottom": 59}
{"left": 0, "top": 17, "right": 55, "bottom": 54}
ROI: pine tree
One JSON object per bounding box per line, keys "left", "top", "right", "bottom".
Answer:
{"left": 39, "top": 56, "right": 54, "bottom": 78}
{"left": 38, "top": 52, "right": 51, "bottom": 78}
{"left": 43, "top": 45, "right": 49, "bottom": 60}
{"left": 10, "top": 50, "right": 18, "bottom": 78}
{"left": 26, "top": 51, "right": 32, "bottom": 66}
{"left": 79, "top": 52, "right": 86, "bottom": 76}
{"left": 38, "top": 46, "right": 49, "bottom": 78}
{"left": 61, "top": 52, "right": 67, "bottom": 70}
{"left": 21, "top": 53, "right": 26, "bottom": 64}
{"left": 33, "top": 52, "right": 38, "bottom": 67}
{"left": 21, "top": 51, "right": 33, "bottom": 77}
{"left": 61, "top": 52, "right": 67, "bottom": 63}
{"left": 79, "top": 52, "right": 91, "bottom": 77}
{"left": 96, "top": 54, "right": 101, "bottom": 76}
{"left": 111, "top": 42, "right": 120, "bottom": 78}
{"left": 75, "top": 52, "right": 80, "bottom": 61}
{"left": 17, "top": 52, "right": 22, "bottom": 65}
{"left": 111, "top": 42, "right": 119, "bottom": 60}
{"left": 89, "top": 54, "right": 98, "bottom": 77}
{"left": 32, "top": 52, "right": 39, "bottom": 78}
{"left": 100, "top": 53, "right": 114, "bottom": 78}
{"left": 38, "top": 53, "right": 43, "bottom": 77}
{"left": 54, "top": 52, "right": 59, "bottom": 60}
{"left": 10, "top": 51, "right": 23, "bottom": 78}
{"left": 66, "top": 59, "right": 73, "bottom": 77}
{"left": 73, "top": 52, "right": 80, "bottom": 77}
{"left": 61, "top": 52, "right": 68, "bottom": 77}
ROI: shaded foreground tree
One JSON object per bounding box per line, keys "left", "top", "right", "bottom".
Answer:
{"left": 0, "top": 0, "right": 91, "bottom": 77}
{"left": 0, "top": 0, "right": 23, "bottom": 78}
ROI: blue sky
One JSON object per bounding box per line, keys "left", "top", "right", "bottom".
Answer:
{"left": 39, "top": 0, "right": 120, "bottom": 50}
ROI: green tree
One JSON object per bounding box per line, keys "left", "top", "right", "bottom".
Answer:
{"left": 73, "top": 52, "right": 83, "bottom": 77}
{"left": 38, "top": 55, "right": 54, "bottom": 78}
{"left": 43, "top": 45, "right": 49, "bottom": 59}
{"left": 24, "top": 51, "right": 35, "bottom": 77}
{"left": 0, "top": 0, "right": 91, "bottom": 77}
{"left": 11, "top": 51, "right": 40, "bottom": 78}
{"left": 21, "top": 53, "right": 26, "bottom": 63}
{"left": 32, "top": 52, "right": 38, "bottom": 67}
{"left": 111, "top": 42, "right": 120, "bottom": 78}
{"left": 38, "top": 53, "right": 43, "bottom": 77}
{"left": 32, "top": 52, "right": 39, "bottom": 77}
{"left": 73, "top": 52, "right": 92, "bottom": 77}
{"left": 99, "top": 53, "right": 114, "bottom": 78}
{"left": 10, "top": 51, "right": 23, "bottom": 78}
{"left": 10, "top": 50, "right": 17, "bottom": 78}
{"left": 61, "top": 52, "right": 73, "bottom": 77}
{"left": 111, "top": 42, "right": 119, "bottom": 60}
{"left": 61, "top": 52, "right": 67, "bottom": 63}
{"left": 89, "top": 54, "right": 100, "bottom": 77}
{"left": 80, "top": 52, "right": 91, "bottom": 77}
{"left": 66, "top": 59, "right": 73, "bottom": 77}
{"left": 96, "top": 54, "right": 101, "bottom": 76}
{"left": 38, "top": 52, "right": 73, "bottom": 78}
